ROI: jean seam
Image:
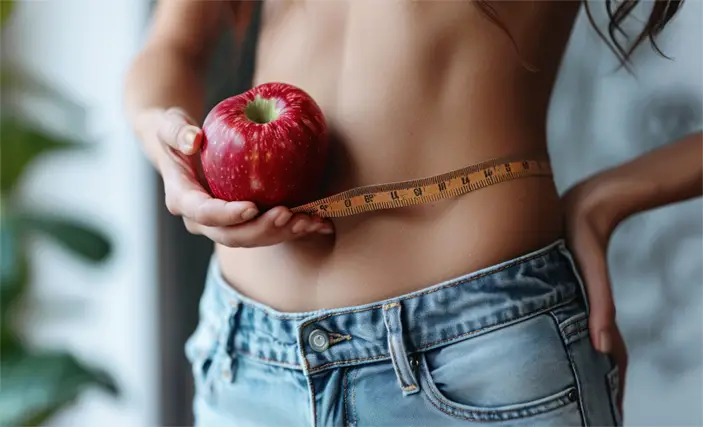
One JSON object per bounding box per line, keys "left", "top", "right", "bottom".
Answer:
{"left": 425, "top": 394, "right": 576, "bottom": 422}
{"left": 237, "top": 350, "right": 302, "bottom": 369}
{"left": 307, "top": 354, "right": 390, "bottom": 373}
{"left": 306, "top": 297, "right": 575, "bottom": 373}
{"left": 559, "top": 312, "right": 588, "bottom": 335}
{"left": 606, "top": 365, "right": 623, "bottom": 426}
{"left": 423, "top": 378, "right": 576, "bottom": 421}
{"left": 299, "top": 248, "right": 560, "bottom": 333}
{"left": 417, "top": 297, "right": 575, "bottom": 351}
{"left": 549, "top": 311, "right": 587, "bottom": 427}
{"left": 342, "top": 368, "right": 350, "bottom": 427}
{"left": 307, "top": 374, "right": 317, "bottom": 427}
{"left": 351, "top": 369, "right": 360, "bottom": 427}
{"left": 564, "top": 326, "right": 589, "bottom": 341}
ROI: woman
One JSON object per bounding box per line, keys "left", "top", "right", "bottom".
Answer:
{"left": 124, "top": 1, "right": 701, "bottom": 426}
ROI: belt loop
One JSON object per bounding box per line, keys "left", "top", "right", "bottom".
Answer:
{"left": 220, "top": 298, "right": 241, "bottom": 384}
{"left": 382, "top": 301, "right": 419, "bottom": 396}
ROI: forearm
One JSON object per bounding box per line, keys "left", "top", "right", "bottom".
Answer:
{"left": 124, "top": 43, "right": 207, "bottom": 168}
{"left": 578, "top": 131, "right": 702, "bottom": 231}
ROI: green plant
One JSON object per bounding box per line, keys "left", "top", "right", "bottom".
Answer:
{"left": 1, "top": 3, "right": 119, "bottom": 426}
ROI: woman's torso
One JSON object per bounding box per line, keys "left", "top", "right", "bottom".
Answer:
{"left": 215, "top": 0, "right": 583, "bottom": 312}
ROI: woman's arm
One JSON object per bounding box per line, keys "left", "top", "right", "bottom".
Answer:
{"left": 562, "top": 131, "right": 701, "bottom": 413}
{"left": 123, "top": 0, "right": 227, "bottom": 167}
{"left": 122, "top": 0, "right": 334, "bottom": 244}
{"left": 570, "top": 131, "right": 702, "bottom": 234}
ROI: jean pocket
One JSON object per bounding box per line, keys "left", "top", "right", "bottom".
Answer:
{"left": 417, "top": 313, "right": 580, "bottom": 422}
{"left": 606, "top": 364, "right": 623, "bottom": 426}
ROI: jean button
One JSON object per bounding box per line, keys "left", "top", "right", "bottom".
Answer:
{"left": 308, "top": 329, "right": 330, "bottom": 352}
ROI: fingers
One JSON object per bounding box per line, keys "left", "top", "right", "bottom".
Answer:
{"left": 180, "top": 189, "right": 259, "bottom": 226}
{"left": 162, "top": 160, "right": 259, "bottom": 227}
{"left": 183, "top": 207, "right": 334, "bottom": 248}
{"left": 571, "top": 224, "right": 616, "bottom": 354}
{"left": 156, "top": 126, "right": 335, "bottom": 247}
{"left": 570, "top": 220, "right": 628, "bottom": 418}
{"left": 156, "top": 107, "right": 203, "bottom": 155}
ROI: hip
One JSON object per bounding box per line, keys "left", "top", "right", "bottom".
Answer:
{"left": 186, "top": 240, "right": 622, "bottom": 427}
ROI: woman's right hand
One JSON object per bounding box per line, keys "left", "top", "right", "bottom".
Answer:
{"left": 140, "top": 107, "right": 334, "bottom": 248}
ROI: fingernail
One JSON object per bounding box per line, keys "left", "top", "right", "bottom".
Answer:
{"left": 274, "top": 211, "right": 292, "bottom": 227}
{"left": 292, "top": 222, "right": 306, "bottom": 234}
{"left": 599, "top": 330, "right": 612, "bottom": 353}
{"left": 306, "top": 224, "right": 322, "bottom": 233}
{"left": 241, "top": 208, "right": 258, "bottom": 221}
{"left": 181, "top": 127, "right": 199, "bottom": 152}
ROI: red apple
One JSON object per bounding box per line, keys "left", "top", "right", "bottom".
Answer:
{"left": 200, "top": 82, "right": 328, "bottom": 211}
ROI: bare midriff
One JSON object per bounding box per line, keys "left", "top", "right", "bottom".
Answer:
{"left": 215, "top": 0, "right": 582, "bottom": 312}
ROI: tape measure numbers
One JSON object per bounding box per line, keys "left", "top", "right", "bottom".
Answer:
{"left": 290, "top": 154, "right": 553, "bottom": 218}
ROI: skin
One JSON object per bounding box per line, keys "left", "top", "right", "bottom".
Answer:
{"left": 124, "top": 0, "right": 702, "bottom": 416}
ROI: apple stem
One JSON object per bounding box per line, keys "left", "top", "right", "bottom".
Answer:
{"left": 245, "top": 96, "right": 280, "bottom": 124}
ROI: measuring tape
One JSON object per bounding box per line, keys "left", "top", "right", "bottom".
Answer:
{"left": 290, "top": 154, "right": 553, "bottom": 218}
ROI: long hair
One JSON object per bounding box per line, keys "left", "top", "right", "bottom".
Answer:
{"left": 476, "top": 0, "right": 684, "bottom": 72}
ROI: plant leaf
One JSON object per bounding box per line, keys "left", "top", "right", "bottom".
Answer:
{"left": 0, "top": 0, "right": 15, "bottom": 28}
{"left": 0, "top": 212, "right": 21, "bottom": 295}
{"left": 0, "top": 350, "right": 119, "bottom": 427}
{"left": 0, "top": 118, "right": 83, "bottom": 193}
{"left": 0, "top": 217, "right": 26, "bottom": 355}
{"left": 19, "top": 213, "right": 112, "bottom": 263}
{"left": 0, "top": 65, "right": 86, "bottom": 120}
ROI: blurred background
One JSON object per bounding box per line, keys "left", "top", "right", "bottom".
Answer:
{"left": 0, "top": 1, "right": 700, "bottom": 426}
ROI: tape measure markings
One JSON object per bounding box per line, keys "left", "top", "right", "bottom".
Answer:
{"left": 290, "top": 154, "right": 552, "bottom": 218}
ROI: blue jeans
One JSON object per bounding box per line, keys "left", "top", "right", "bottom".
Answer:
{"left": 185, "top": 240, "right": 622, "bottom": 426}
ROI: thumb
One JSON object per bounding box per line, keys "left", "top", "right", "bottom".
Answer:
{"left": 571, "top": 229, "right": 616, "bottom": 354}
{"left": 157, "top": 107, "right": 203, "bottom": 155}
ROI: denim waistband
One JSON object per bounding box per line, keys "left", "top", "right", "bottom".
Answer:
{"left": 203, "top": 239, "right": 585, "bottom": 375}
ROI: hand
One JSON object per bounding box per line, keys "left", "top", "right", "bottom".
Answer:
{"left": 562, "top": 179, "right": 628, "bottom": 413}
{"left": 141, "top": 107, "right": 334, "bottom": 247}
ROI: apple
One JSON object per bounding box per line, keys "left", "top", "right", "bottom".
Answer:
{"left": 200, "top": 82, "right": 328, "bottom": 211}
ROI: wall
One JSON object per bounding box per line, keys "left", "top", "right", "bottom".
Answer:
{"left": 2, "top": 0, "right": 158, "bottom": 426}
{"left": 550, "top": 2, "right": 703, "bottom": 425}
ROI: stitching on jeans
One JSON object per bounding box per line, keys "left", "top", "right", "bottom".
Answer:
{"left": 424, "top": 386, "right": 573, "bottom": 422}
{"left": 564, "top": 326, "right": 588, "bottom": 340}
{"left": 237, "top": 350, "right": 302, "bottom": 368}
{"left": 559, "top": 313, "right": 588, "bottom": 334}
{"left": 308, "top": 374, "right": 317, "bottom": 427}
{"left": 299, "top": 249, "right": 556, "bottom": 330}
{"left": 561, "top": 312, "right": 587, "bottom": 328}
{"left": 306, "top": 298, "right": 575, "bottom": 373}
{"left": 308, "top": 353, "right": 389, "bottom": 373}
{"left": 402, "top": 384, "right": 418, "bottom": 392}
{"left": 328, "top": 332, "right": 352, "bottom": 347}
{"left": 383, "top": 302, "right": 401, "bottom": 310}
{"left": 215, "top": 243, "right": 562, "bottom": 322}
{"left": 416, "top": 298, "right": 575, "bottom": 350}
{"left": 351, "top": 369, "right": 360, "bottom": 427}
{"left": 549, "top": 311, "right": 587, "bottom": 426}
{"left": 342, "top": 368, "right": 349, "bottom": 427}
